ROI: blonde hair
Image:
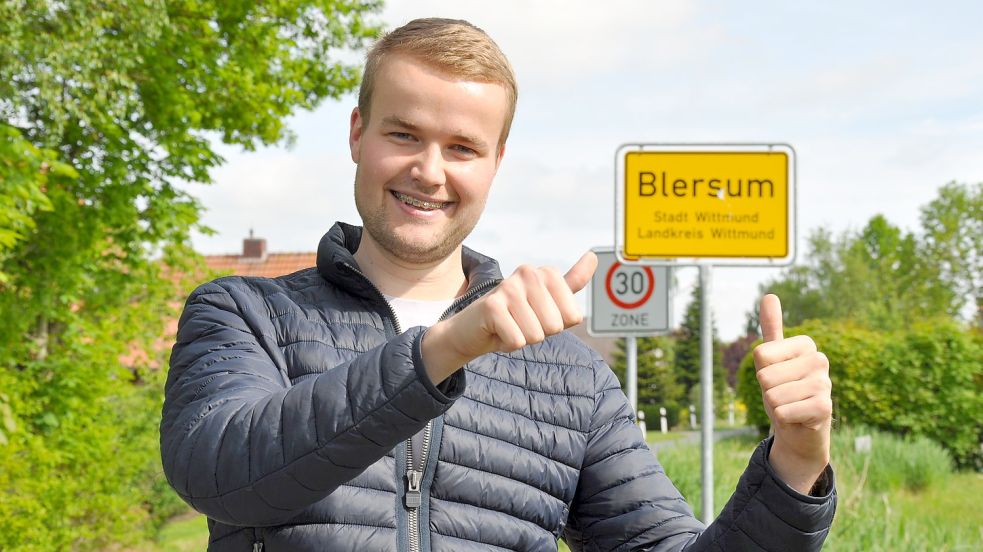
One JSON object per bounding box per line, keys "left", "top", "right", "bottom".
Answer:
{"left": 358, "top": 18, "right": 518, "bottom": 148}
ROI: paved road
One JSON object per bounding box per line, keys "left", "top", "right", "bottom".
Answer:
{"left": 649, "top": 427, "right": 758, "bottom": 454}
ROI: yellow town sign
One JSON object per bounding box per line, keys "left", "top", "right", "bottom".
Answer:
{"left": 618, "top": 145, "right": 795, "bottom": 263}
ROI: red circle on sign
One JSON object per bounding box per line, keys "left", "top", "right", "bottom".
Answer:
{"left": 605, "top": 262, "right": 655, "bottom": 309}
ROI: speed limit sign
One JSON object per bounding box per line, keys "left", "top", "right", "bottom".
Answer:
{"left": 588, "top": 249, "right": 670, "bottom": 336}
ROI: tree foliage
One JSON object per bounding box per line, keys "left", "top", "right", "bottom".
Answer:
{"left": 0, "top": 1, "right": 380, "bottom": 547}
{"left": 612, "top": 335, "right": 686, "bottom": 428}
{"left": 674, "top": 280, "right": 726, "bottom": 403}
{"left": 737, "top": 320, "right": 982, "bottom": 470}
{"left": 754, "top": 183, "right": 982, "bottom": 331}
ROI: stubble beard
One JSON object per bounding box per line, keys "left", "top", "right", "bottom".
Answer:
{"left": 354, "top": 178, "right": 483, "bottom": 265}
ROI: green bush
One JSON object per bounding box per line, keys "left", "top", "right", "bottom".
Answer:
{"left": 0, "top": 353, "right": 178, "bottom": 550}
{"left": 736, "top": 320, "right": 983, "bottom": 469}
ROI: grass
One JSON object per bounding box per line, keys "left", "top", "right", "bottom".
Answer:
{"left": 148, "top": 429, "right": 983, "bottom": 551}
{"left": 645, "top": 430, "right": 687, "bottom": 443}
{"left": 130, "top": 512, "right": 207, "bottom": 551}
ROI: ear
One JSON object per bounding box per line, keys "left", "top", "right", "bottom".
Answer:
{"left": 494, "top": 143, "right": 506, "bottom": 170}
{"left": 349, "top": 107, "right": 363, "bottom": 163}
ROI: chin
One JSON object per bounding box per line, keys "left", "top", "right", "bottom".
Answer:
{"left": 377, "top": 229, "right": 462, "bottom": 264}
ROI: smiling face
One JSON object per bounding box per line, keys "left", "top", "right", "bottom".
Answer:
{"left": 349, "top": 54, "right": 509, "bottom": 265}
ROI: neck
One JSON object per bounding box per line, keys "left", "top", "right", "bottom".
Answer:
{"left": 353, "top": 234, "right": 467, "bottom": 300}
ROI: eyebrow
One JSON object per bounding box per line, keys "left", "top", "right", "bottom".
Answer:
{"left": 381, "top": 115, "right": 490, "bottom": 152}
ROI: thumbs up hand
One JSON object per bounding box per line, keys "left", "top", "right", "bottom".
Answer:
{"left": 753, "top": 294, "right": 832, "bottom": 494}
{"left": 422, "top": 252, "right": 598, "bottom": 385}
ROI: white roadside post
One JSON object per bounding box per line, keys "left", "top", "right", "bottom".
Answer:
{"left": 659, "top": 407, "right": 668, "bottom": 434}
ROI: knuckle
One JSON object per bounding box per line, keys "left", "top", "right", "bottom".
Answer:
{"left": 800, "top": 335, "right": 818, "bottom": 353}
{"left": 773, "top": 405, "right": 791, "bottom": 424}
{"left": 752, "top": 345, "right": 768, "bottom": 367}
{"left": 514, "top": 264, "right": 540, "bottom": 283}
{"left": 539, "top": 266, "right": 561, "bottom": 281}
{"left": 755, "top": 368, "right": 773, "bottom": 390}
{"left": 566, "top": 310, "right": 584, "bottom": 327}
{"left": 816, "top": 351, "right": 830, "bottom": 371}
{"left": 763, "top": 388, "right": 781, "bottom": 409}
{"left": 505, "top": 335, "right": 526, "bottom": 351}
{"left": 563, "top": 304, "right": 584, "bottom": 323}
{"left": 819, "top": 397, "right": 834, "bottom": 416}
{"left": 543, "top": 320, "right": 563, "bottom": 335}
{"left": 497, "top": 278, "right": 519, "bottom": 296}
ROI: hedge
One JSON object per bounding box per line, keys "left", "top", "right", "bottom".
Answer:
{"left": 737, "top": 320, "right": 982, "bottom": 469}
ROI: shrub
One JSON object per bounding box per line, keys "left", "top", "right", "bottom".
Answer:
{"left": 736, "top": 320, "right": 983, "bottom": 469}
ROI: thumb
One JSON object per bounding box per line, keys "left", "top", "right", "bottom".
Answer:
{"left": 759, "top": 293, "right": 784, "bottom": 342}
{"left": 563, "top": 251, "right": 598, "bottom": 294}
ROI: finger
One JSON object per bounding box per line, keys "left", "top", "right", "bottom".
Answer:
{"left": 509, "top": 265, "right": 562, "bottom": 337}
{"left": 563, "top": 251, "right": 598, "bottom": 294}
{"left": 756, "top": 351, "right": 828, "bottom": 390}
{"left": 754, "top": 335, "right": 818, "bottom": 370}
{"left": 522, "top": 269, "right": 565, "bottom": 335}
{"left": 508, "top": 299, "right": 546, "bottom": 345}
{"left": 772, "top": 396, "right": 833, "bottom": 428}
{"left": 481, "top": 293, "right": 527, "bottom": 351}
{"left": 759, "top": 293, "right": 784, "bottom": 343}
{"left": 762, "top": 374, "right": 832, "bottom": 411}
{"left": 540, "top": 266, "right": 583, "bottom": 328}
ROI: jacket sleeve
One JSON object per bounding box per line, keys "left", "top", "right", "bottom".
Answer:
{"left": 159, "top": 279, "right": 464, "bottom": 527}
{"left": 562, "top": 351, "right": 836, "bottom": 551}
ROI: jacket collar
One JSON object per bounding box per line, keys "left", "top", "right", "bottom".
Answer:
{"left": 316, "top": 222, "right": 502, "bottom": 302}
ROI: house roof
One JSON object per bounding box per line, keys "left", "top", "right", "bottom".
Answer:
{"left": 205, "top": 252, "right": 316, "bottom": 278}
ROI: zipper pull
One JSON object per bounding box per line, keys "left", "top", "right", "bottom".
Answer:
{"left": 405, "top": 469, "right": 423, "bottom": 508}
{"left": 252, "top": 542, "right": 264, "bottom": 552}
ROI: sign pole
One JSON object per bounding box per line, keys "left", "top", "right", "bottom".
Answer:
{"left": 700, "top": 264, "right": 714, "bottom": 524}
{"left": 626, "top": 335, "right": 638, "bottom": 415}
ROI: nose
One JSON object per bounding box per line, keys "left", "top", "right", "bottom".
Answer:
{"left": 410, "top": 143, "right": 446, "bottom": 188}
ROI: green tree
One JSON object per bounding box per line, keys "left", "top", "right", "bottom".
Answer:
{"left": 613, "top": 335, "right": 686, "bottom": 428}
{"left": 753, "top": 184, "right": 981, "bottom": 331}
{"left": 674, "top": 281, "right": 727, "bottom": 409}
{"left": 919, "top": 182, "right": 982, "bottom": 326}
{"left": 0, "top": 1, "right": 380, "bottom": 547}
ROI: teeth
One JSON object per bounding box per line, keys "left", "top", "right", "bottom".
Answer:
{"left": 393, "top": 191, "right": 446, "bottom": 210}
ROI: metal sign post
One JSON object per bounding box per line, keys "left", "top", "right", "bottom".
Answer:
{"left": 699, "top": 265, "right": 714, "bottom": 523}
{"left": 611, "top": 143, "right": 798, "bottom": 526}
{"left": 626, "top": 336, "right": 637, "bottom": 414}
{"left": 588, "top": 249, "right": 671, "bottom": 417}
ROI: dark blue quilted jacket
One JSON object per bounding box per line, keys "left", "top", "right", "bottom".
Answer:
{"left": 161, "top": 222, "right": 836, "bottom": 551}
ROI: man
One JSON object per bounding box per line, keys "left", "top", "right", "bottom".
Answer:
{"left": 161, "top": 18, "right": 835, "bottom": 551}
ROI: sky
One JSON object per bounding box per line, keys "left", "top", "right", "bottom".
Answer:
{"left": 185, "top": 0, "right": 983, "bottom": 341}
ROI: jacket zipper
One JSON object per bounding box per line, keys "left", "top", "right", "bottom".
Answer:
{"left": 342, "top": 263, "right": 500, "bottom": 552}
{"left": 405, "top": 278, "right": 500, "bottom": 552}
{"left": 405, "top": 420, "right": 432, "bottom": 552}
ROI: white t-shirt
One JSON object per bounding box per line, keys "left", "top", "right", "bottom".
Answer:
{"left": 383, "top": 294, "right": 456, "bottom": 331}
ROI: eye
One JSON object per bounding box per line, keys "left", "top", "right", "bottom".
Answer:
{"left": 450, "top": 144, "right": 477, "bottom": 157}
{"left": 388, "top": 132, "right": 415, "bottom": 142}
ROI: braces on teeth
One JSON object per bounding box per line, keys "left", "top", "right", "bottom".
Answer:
{"left": 394, "top": 191, "right": 445, "bottom": 210}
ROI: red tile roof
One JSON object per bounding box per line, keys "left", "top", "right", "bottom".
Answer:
{"left": 205, "top": 252, "right": 317, "bottom": 278}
